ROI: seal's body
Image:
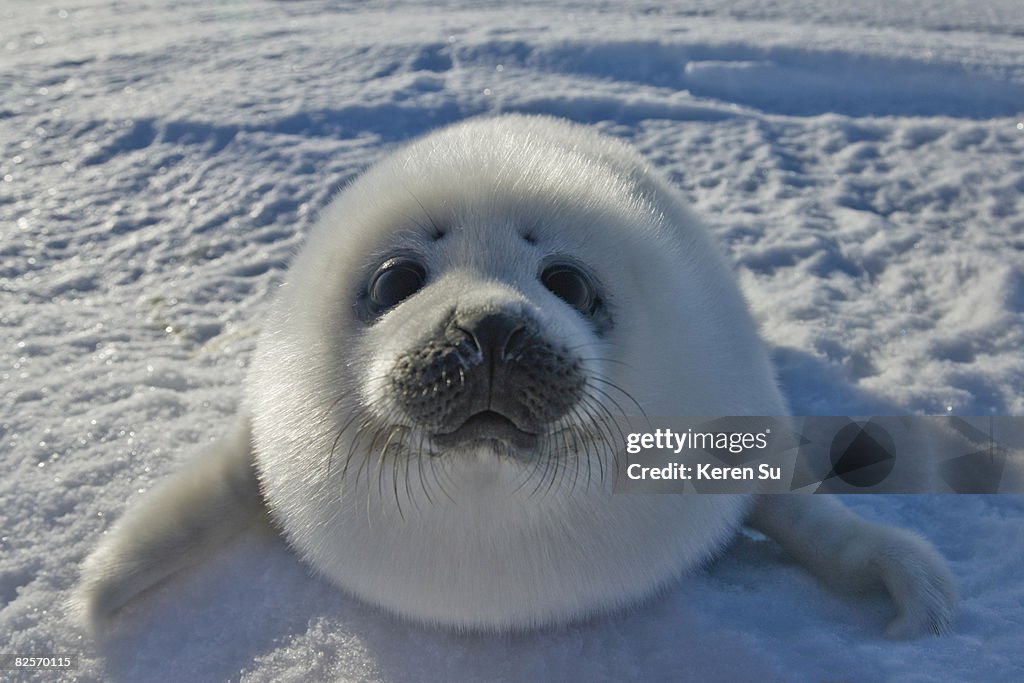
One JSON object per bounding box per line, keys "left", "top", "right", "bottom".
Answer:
{"left": 78, "top": 115, "right": 956, "bottom": 637}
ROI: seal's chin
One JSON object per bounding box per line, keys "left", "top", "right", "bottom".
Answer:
{"left": 431, "top": 410, "right": 540, "bottom": 452}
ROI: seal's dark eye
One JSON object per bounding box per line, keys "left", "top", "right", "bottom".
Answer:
{"left": 369, "top": 258, "right": 426, "bottom": 309}
{"left": 541, "top": 263, "right": 597, "bottom": 315}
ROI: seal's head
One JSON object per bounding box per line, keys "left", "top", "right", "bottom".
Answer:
{"left": 247, "top": 115, "right": 785, "bottom": 630}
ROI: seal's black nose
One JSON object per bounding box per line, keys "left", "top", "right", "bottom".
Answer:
{"left": 460, "top": 310, "right": 525, "bottom": 362}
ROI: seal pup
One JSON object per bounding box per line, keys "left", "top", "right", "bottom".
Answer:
{"left": 77, "top": 114, "right": 955, "bottom": 637}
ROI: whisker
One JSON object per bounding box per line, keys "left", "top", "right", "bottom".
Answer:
{"left": 585, "top": 376, "right": 647, "bottom": 418}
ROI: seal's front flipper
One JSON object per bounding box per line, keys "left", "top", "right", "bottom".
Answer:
{"left": 748, "top": 495, "right": 957, "bottom": 637}
{"left": 75, "top": 416, "right": 268, "bottom": 634}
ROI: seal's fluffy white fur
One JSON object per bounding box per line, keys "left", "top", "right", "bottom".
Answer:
{"left": 77, "top": 115, "right": 956, "bottom": 637}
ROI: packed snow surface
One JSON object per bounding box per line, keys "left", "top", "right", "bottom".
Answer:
{"left": 1, "top": 1, "right": 1022, "bottom": 681}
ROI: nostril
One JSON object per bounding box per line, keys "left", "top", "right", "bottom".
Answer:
{"left": 452, "top": 326, "right": 479, "bottom": 358}
{"left": 504, "top": 325, "right": 530, "bottom": 360}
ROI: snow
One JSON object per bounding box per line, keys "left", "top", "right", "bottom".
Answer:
{"left": 1, "top": 1, "right": 1022, "bottom": 680}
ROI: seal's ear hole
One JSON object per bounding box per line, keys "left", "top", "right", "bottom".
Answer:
{"left": 541, "top": 263, "right": 597, "bottom": 316}
{"left": 369, "top": 257, "right": 427, "bottom": 310}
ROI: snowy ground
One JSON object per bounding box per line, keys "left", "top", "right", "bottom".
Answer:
{"left": 1, "top": 1, "right": 1023, "bottom": 681}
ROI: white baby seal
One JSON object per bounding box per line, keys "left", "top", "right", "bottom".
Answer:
{"left": 78, "top": 114, "right": 955, "bottom": 637}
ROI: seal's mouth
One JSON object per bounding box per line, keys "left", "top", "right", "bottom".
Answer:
{"left": 431, "top": 410, "right": 539, "bottom": 451}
